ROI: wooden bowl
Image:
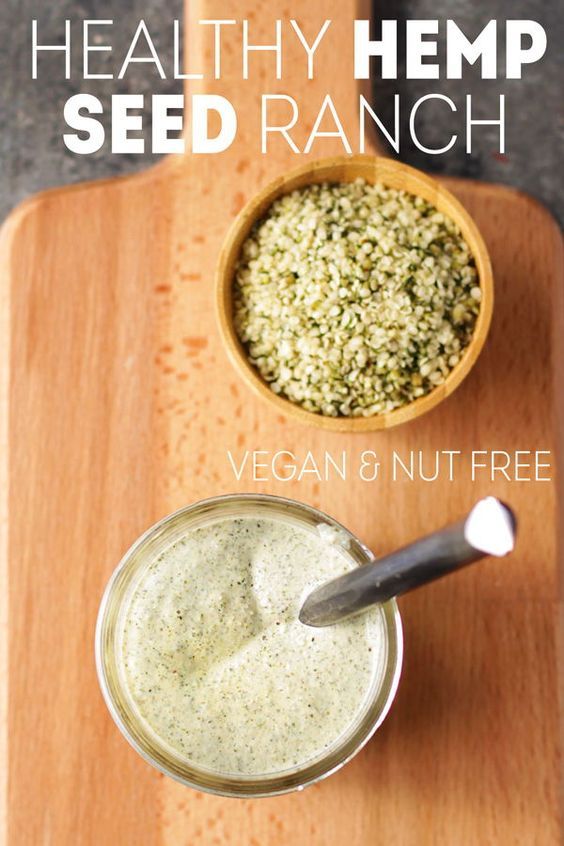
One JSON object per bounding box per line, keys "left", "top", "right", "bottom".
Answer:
{"left": 216, "top": 155, "right": 493, "bottom": 432}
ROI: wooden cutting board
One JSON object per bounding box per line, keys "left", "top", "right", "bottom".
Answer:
{"left": 1, "top": 1, "right": 562, "bottom": 844}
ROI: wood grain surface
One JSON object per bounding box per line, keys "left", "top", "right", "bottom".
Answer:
{"left": 1, "top": 1, "right": 562, "bottom": 844}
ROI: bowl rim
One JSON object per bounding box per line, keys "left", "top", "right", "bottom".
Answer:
{"left": 215, "top": 153, "right": 494, "bottom": 432}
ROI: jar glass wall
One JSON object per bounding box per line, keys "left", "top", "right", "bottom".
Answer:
{"left": 95, "top": 494, "right": 403, "bottom": 798}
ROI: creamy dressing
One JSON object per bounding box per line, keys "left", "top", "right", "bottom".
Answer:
{"left": 120, "top": 515, "right": 385, "bottom": 776}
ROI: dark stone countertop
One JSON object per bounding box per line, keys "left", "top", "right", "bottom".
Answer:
{"left": 1, "top": 0, "right": 562, "bottom": 226}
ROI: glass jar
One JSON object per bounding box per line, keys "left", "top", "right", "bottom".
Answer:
{"left": 95, "top": 494, "right": 403, "bottom": 797}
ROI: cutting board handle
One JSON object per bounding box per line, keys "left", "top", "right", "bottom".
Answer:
{"left": 182, "top": 0, "right": 384, "bottom": 156}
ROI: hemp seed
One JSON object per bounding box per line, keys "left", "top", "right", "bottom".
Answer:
{"left": 234, "top": 179, "right": 479, "bottom": 417}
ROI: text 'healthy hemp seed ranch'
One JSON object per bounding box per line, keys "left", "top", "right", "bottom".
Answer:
{"left": 234, "top": 180, "right": 480, "bottom": 418}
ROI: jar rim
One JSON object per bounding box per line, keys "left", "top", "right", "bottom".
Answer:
{"left": 95, "top": 493, "right": 403, "bottom": 798}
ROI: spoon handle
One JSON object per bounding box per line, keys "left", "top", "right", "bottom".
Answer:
{"left": 299, "top": 497, "right": 516, "bottom": 627}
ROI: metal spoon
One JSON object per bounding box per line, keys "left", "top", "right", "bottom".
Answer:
{"left": 299, "top": 497, "right": 516, "bottom": 627}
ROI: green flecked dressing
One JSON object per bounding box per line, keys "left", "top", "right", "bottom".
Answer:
{"left": 120, "top": 515, "right": 386, "bottom": 776}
